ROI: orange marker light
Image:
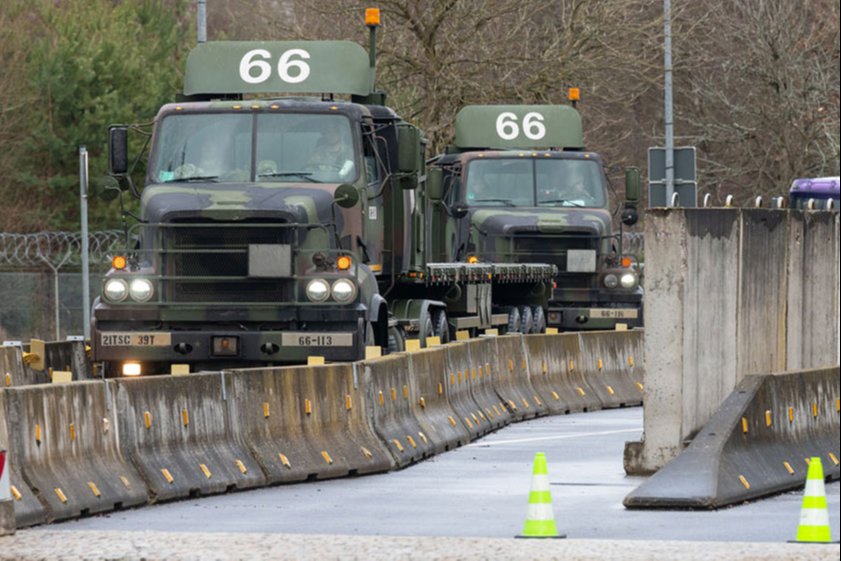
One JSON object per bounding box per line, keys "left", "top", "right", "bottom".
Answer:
{"left": 365, "top": 8, "right": 381, "bottom": 26}
{"left": 337, "top": 255, "right": 352, "bottom": 270}
{"left": 112, "top": 255, "right": 127, "bottom": 270}
{"left": 467, "top": 255, "right": 479, "bottom": 264}
{"left": 568, "top": 87, "right": 581, "bottom": 102}
{"left": 621, "top": 257, "right": 632, "bottom": 268}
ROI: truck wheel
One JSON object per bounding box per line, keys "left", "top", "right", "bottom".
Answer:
{"left": 387, "top": 325, "right": 405, "bottom": 354}
{"left": 506, "top": 306, "right": 521, "bottom": 334}
{"left": 420, "top": 316, "right": 434, "bottom": 347}
{"left": 518, "top": 305, "right": 533, "bottom": 334}
{"left": 433, "top": 309, "right": 451, "bottom": 343}
{"left": 531, "top": 306, "right": 546, "bottom": 333}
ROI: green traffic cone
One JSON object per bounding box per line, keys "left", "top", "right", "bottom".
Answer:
{"left": 516, "top": 452, "right": 566, "bottom": 539}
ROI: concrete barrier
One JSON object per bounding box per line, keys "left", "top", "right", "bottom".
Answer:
{"left": 361, "top": 354, "right": 434, "bottom": 467}
{"left": 577, "top": 331, "right": 644, "bottom": 408}
{"left": 226, "top": 363, "right": 394, "bottom": 483}
{"left": 464, "top": 338, "right": 513, "bottom": 431}
{"left": 113, "top": 373, "right": 265, "bottom": 502}
{"left": 0, "top": 391, "right": 44, "bottom": 528}
{"left": 440, "top": 343, "right": 487, "bottom": 441}
{"left": 3, "top": 381, "right": 147, "bottom": 523}
{"left": 1, "top": 346, "right": 48, "bottom": 387}
{"left": 406, "top": 347, "right": 472, "bottom": 453}
{"left": 521, "top": 333, "right": 599, "bottom": 414}
{"left": 44, "top": 341, "right": 94, "bottom": 381}
{"left": 491, "top": 335, "right": 548, "bottom": 420}
{"left": 624, "top": 366, "right": 840, "bottom": 508}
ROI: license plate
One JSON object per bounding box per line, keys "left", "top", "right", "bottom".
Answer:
{"left": 100, "top": 332, "right": 172, "bottom": 347}
{"left": 281, "top": 332, "right": 354, "bottom": 347}
{"left": 589, "top": 308, "right": 639, "bottom": 320}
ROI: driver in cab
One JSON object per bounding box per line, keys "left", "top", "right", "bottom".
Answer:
{"left": 307, "top": 120, "right": 355, "bottom": 180}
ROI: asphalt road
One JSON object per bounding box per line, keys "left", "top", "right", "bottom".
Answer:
{"left": 47, "top": 407, "right": 840, "bottom": 543}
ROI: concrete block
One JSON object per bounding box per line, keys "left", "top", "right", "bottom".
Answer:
{"left": 577, "top": 331, "right": 643, "bottom": 408}
{"left": 490, "top": 335, "right": 547, "bottom": 421}
{"left": 521, "top": 333, "right": 597, "bottom": 414}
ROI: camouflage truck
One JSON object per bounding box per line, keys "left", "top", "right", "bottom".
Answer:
{"left": 426, "top": 104, "right": 643, "bottom": 331}
{"left": 92, "top": 15, "right": 555, "bottom": 377}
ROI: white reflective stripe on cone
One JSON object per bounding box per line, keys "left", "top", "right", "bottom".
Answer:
{"left": 804, "top": 478, "right": 826, "bottom": 497}
{"left": 799, "top": 508, "right": 831, "bottom": 526}
{"left": 525, "top": 502, "right": 555, "bottom": 520}
{"left": 529, "top": 475, "right": 550, "bottom": 490}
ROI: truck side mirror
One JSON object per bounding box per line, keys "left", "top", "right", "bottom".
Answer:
{"left": 397, "top": 123, "right": 421, "bottom": 175}
{"left": 427, "top": 168, "right": 443, "bottom": 201}
{"left": 621, "top": 205, "right": 639, "bottom": 226}
{"left": 109, "top": 126, "right": 129, "bottom": 175}
{"left": 624, "top": 167, "right": 641, "bottom": 204}
{"left": 452, "top": 203, "right": 469, "bottom": 219}
{"left": 334, "top": 183, "right": 360, "bottom": 208}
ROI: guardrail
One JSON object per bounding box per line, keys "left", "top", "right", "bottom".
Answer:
{"left": 0, "top": 330, "right": 644, "bottom": 528}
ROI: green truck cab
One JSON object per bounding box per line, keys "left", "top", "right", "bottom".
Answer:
{"left": 427, "top": 104, "right": 643, "bottom": 331}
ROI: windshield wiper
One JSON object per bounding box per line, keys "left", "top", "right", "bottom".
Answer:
{"left": 259, "top": 171, "right": 318, "bottom": 183}
{"left": 164, "top": 175, "right": 220, "bottom": 183}
{"left": 539, "top": 198, "right": 585, "bottom": 207}
{"left": 473, "top": 198, "right": 516, "bottom": 207}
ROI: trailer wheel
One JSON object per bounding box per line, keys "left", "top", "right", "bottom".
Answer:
{"left": 531, "top": 306, "right": 546, "bottom": 334}
{"left": 505, "top": 306, "right": 521, "bottom": 334}
{"left": 518, "top": 306, "right": 533, "bottom": 334}
{"left": 387, "top": 325, "right": 405, "bottom": 354}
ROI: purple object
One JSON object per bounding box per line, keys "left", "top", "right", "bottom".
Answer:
{"left": 789, "top": 176, "right": 840, "bottom": 209}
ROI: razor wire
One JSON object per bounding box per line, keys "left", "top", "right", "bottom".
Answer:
{"left": 0, "top": 231, "right": 124, "bottom": 269}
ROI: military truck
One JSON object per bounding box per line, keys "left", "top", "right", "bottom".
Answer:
{"left": 92, "top": 14, "right": 555, "bottom": 376}
{"left": 425, "top": 104, "right": 643, "bottom": 331}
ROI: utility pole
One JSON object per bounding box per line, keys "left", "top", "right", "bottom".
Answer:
{"left": 664, "top": 0, "right": 675, "bottom": 205}
{"left": 79, "top": 146, "right": 91, "bottom": 340}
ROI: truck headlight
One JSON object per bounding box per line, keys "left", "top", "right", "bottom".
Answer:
{"left": 103, "top": 278, "right": 129, "bottom": 302}
{"left": 129, "top": 278, "right": 154, "bottom": 302}
{"left": 620, "top": 273, "right": 638, "bottom": 288}
{"left": 331, "top": 279, "right": 356, "bottom": 303}
{"left": 603, "top": 274, "right": 619, "bottom": 289}
{"left": 306, "top": 279, "right": 330, "bottom": 302}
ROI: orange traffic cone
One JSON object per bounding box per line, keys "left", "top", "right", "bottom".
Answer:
{"left": 516, "top": 452, "right": 566, "bottom": 539}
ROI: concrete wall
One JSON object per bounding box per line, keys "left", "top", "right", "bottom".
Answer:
{"left": 626, "top": 209, "right": 840, "bottom": 475}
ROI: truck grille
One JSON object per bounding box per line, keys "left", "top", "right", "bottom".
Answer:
{"left": 511, "top": 233, "right": 597, "bottom": 270}
{"left": 164, "top": 222, "right": 293, "bottom": 303}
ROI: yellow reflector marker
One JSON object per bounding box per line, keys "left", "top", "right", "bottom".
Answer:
{"left": 493, "top": 405, "right": 501, "bottom": 416}
{"left": 812, "top": 403, "right": 818, "bottom": 417}
{"left": 450, "top": 372, "right": 455, "bottom": 385}
{"left": 279, "top": 453, "right": 291, "bottom": 468}
{"left": 199, "top": 464, "right": 212, "bottom": 479}
{"left": 144, "top": 411, "right": 152, "bottom": 429}
{"left": 120, "top": 476, "right": 131, "bottom": 489}
{"left": 4, "top": 372, "right": 10, "bottom": 386}
{"left": 471, "top": 413, "right": 479, "bottom": 424}
{"left": 418, "top": 432, "right": 428, "bottom": 444}
{"left": 69, "top": 423, "right": 76, "bottom": 442}
{"left": 406, "top": 436, "right": 417, "bottom": 449}
{"left": 542, "top": 360, "right": 548, "bottom": 374}
{"left": 457, "top": 371, "right": 462, "bottom": 384}
{"left": 739, "top": 475, "right": 750, "bottom": 490}
{"left": 508, "top": 399, "right": 518, "bottom": 411}
{"left": 378, "top": 390, "right": 384, "bottom": 406}
{"left": 597, "top": 359, "right": 603, "bottom": 371}
{"left": 836, "top": 398, "right": 840, "bottom": 412}
{"left": 307, "top": 356, "right": 325, "bottom": 366}
{"left": 87, "top": 482, "right": 101, "bottom": 498}
{"left": 263, "top": 402, "right": 270, "bottom": 418}
{"left": 522, "top": 398, "right": 531, "bottom": 409}
{"left": 545, "top": 327, "right": 558, "bottom": 334}
{"left": 636, "top": 382, "right": 644, "bottom": 392}
{"left": 182, "top": 408, "right": 189, "bottom": 427}
{"left": 10, "top": 485, "right": 22, "bottom": 501}
{"left": 464, "top": 417, "right": 474, "bottom": 429}
{"left": 437, "top": 383, "right": 443, "bottom": 396}
{"left": 51, "top": 370, "right": 72, "bottom": 384}
{"left": 236, "top": 460, "right": 248, "bottom": 474}
{"left": 765, "top": 410, "right": 772, "bottom": 427}
{"left": 471, "top": 368, "right": 477, "bottom": 380}
{"left": 360, "top": 447, "right": 373, "bottom": 460}
{"left": 569, "top": 360, "right": 575, "bottom": 371}
{"left": 364, "top": 346, "right": 381, "bottom": 359}
{"left": 789, "top": 406, "right": 795, "bottom": 423}
{"left": 391, "top": 388, "right": 397, "bottom": 401}
{"left": 35, "top": 423, "right": 41, "bottom": 444}
{"left": 485, "top": 408, "right": 494, "bottom": 419}
{"left": 629, "top": 356, "right": 634, "bottom": 367}
{"left": 171, "top": 364, "right": 190, "bottom": 376}
{"left": 522, "top": 359, "right": 527, "bottom": 370}
{"left": 345, "top": 395, "right": 353, "bottom": 411}
{"left": 419, "top": 397, "right": 426, "bottom": 408}
{"left": 805, "top": 458, "right": 811, "bottom": 466}
{"left": 830, "top": 453, "right": 839, "bottom": 466}
{"left": 427, "top": 336, "right": 441, "bottom": 347}
{"left": 406, "top": 339, "right": 421, "bottom": 352}
{"left": 304, "top": 399, "right": 312, "bottom": 415}
{"left": 576, "top": 387, "right": 586, "bottom": 397}
{"left": 534, "top": 395, "right": 543, "bottom": 406}
{"left": 321, "top": 451, "right": 333, "bottom": 465}
{"left": 456, "top": 330, "right": 470, "bottom": 341}
{"left": 784, "top": 461, "right": 795, "bottom": 475}
{"left": 392, "top": 439, "right": 405, "bottom": 452}
{"left": 606, "top": 386, "right": 615, "bottom": 396}
{"left": 551, "top": 391, "right": 560, "bottom": 401}
{"left": 448, "top": 416, "right": 456, "bottom": 426}
{"left": 508, "top": 359, "right": 514, "bottom": 372}
{"left": 741, "top": 417, "right": 748, "bottom": 434}
{"left": 54, "top": 487, "right": 68, "bottom": 503}
{"left": 403, "top": 385, "right": 409, "bottom": 399}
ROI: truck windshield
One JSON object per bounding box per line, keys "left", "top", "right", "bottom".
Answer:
{"left": 150, "top": 113, "right": 358, "bottom": 184}
{"left": 465, "top": 158, "right": 605, "bottom": 207}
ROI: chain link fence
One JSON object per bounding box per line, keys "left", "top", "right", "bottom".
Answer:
{"left": 0, "top": 231, "right": 124, "bottom": 341}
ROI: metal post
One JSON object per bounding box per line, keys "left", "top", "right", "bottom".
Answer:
{"left": 664, "top": 0, "right": 675, "bottom": 204}
{"left": 197, "top": 0, "right": 207, "bottom": 44}
{"left": 79, "top": 146, "right": 91, "bottom": 340}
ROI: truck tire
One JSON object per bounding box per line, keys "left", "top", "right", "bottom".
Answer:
{"left": 506, "top": 306, "right": 521, "bottom": 334}
{"left": 518, "top": 305, "right": 533, "bottom": 334}
{"left": 433, "top": 309, "right": 451, "bottom": 343}
{"left": 387, "top": 325, "right": 405, "bottom": 354}
{"left": 531, "top": 306, "right": 546, "bottom": 334}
